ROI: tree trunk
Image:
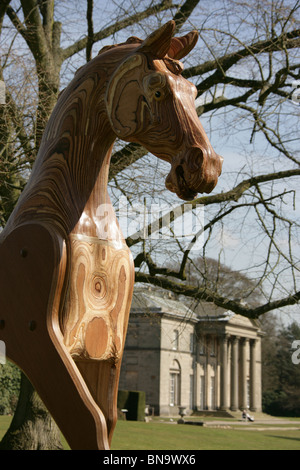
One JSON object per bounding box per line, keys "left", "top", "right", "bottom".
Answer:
{"left": 0, "top": 372, "right": 63, "bottom": 450}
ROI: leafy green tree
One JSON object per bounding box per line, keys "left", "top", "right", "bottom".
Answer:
{"left": 0, "top": 362, "right": 20, "bottom": 415}
{"left": 262, "top": 321, "right": 300, "bottom": 416}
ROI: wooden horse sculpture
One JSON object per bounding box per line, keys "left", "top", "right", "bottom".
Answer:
{"left": 0, "top": 21, "right": 222, "bottom": 449}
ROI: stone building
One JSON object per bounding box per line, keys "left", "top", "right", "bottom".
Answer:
{"left": 119, "top": 288, "right": 263, "bottom": 416}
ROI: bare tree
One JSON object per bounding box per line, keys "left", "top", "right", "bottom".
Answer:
{"left": 0, "top": 0, "right": 299, "bottom": 449}
{"left": 117, "top": 0, "right": 300, "bottom": 320}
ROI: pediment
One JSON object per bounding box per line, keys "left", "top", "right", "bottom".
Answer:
{"left": 225, "top": 313, "right": 261, "bottom": 337}
{"left": 228, "top": 313, "right": 257, "bottom": 328}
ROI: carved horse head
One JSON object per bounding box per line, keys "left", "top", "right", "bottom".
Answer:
{"left": 105, "top": 21, "right": 223, "bottom": 200}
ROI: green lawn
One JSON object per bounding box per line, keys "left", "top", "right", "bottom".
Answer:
{"left": 0, "top": 415, "right": 12, "bottom": 439}
{"left": 1, "top": 416, "right": 300, "bottom": 450}
{"left": 111, "top": 420, "right": 300, "bottom": 450}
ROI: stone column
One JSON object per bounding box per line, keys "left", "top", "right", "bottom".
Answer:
{"left": 240, "top": 338, "right": 248, "bottom": 410}
{"left": 250, "top": 339, "right": 257, "bottom": 412}
{"left": 220, "top": 334, "right": 229, "bottom": 410}
{"left": 205, "top": 336, "right": 210, "bottom": 410}
{"left": 230, "top": 336, "right": 239, "bottom": 411}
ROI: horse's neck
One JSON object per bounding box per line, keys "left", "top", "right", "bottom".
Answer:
{"left": 2, "top": 102, "right": 118, "bottom": 241}
{"left": 1, "top": 135, "right": 114, "bottom": 241}
{"left": 70, "top": 145, "right": 124, "bottom": 244}
{"left": 1, "top": 47, "right": 135, "bottom": 244}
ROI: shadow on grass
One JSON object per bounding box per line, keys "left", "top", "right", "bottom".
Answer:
{"left": 266, "top": 434, "right": 300, "bottom": 442}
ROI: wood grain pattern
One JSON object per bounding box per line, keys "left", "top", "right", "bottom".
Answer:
{"left": 0, "top": 223, "right": 110, "bottom": 450}
{"left": 63, "top": 235, "right": 134, "bottom": 362}
{"left": 0, "top": 20, "right": 223, "bottom": 449}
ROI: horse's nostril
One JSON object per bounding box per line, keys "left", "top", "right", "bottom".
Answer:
{"left": 176, "top": 165, "right": 185, "bottom": 180}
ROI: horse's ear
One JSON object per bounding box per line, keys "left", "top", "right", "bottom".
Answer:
{"left": 168, "top": 31, "right": 199, "bottom": 60}
{"left": 137, "top": 20, "right": 175, "bottom": 58}
{"left": 105, "top": 54, "right": 149, "bottom": 138}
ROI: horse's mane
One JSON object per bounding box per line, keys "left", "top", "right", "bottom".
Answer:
{"left": 97, "top": 36, "right": 184, "bottom": 75}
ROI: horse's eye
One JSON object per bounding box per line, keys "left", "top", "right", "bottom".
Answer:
{"left": 155, "top": 90, "right": 161, "bottom": 99}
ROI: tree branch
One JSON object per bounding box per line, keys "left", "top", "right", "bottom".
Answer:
{"left": 19, "top": 0, "right": 49, "bottom": 61}
{"left": 135, "top": 271, "right": 300, "bottom": 319}
{"left": 173, "top": 0, "right": 200, "bottom": 32}
{"left": 196, "top": 88, "right": 257, "bottom": 115}
{"left": 6, "top": 5, "right": 29, "bottom": 40}
{"left": 38, "top": 0, "right": 54, "bottom": 46}
{"left": 134, "top": 251, "right": 186, "bottom": 279}
{"left": 0, "top": 0, "right": 11, "bottom": 31}
{"left": 60, "top": 0, "right": 173, "bottom": 62}
{"left": 86, "top": 0, "right": 94, "bottom": 62}
{"left": 109, "top": 142, "right": 147, "bottom": 180}
{"left": 183, "top": 28, "right": 300, "bottom": 81}
{"left": 234, "top": 102, "right": 300, "bottom": 165}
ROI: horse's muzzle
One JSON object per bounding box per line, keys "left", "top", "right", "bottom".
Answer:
{"left": 165, "top": 147, "right": 223, "bottom": 200}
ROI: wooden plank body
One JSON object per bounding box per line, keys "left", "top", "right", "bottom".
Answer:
{"left": 0, "top": 223, "right": 109, "bottom": 449}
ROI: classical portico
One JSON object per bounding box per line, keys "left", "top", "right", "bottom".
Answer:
{"left": 119, "top": 288, "right": 263, "bottom": 416}
{"left": 196, "top": 312, "right": 262, "bottom": 413}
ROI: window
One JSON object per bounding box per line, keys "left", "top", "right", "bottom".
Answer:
{"left": 200, "top": 375, "right": 205, "bottom": 409}
{"left": 189, "top": 375, "right": 194, "bottom": 410}
{"left": 169, "top": 360, "right": 181, "bottom": 406}
{"left": 210, "top": 337, "right": 216, "bottom": 356}
{"left": 170, "top": 373, "right": 180, "bottom": 406}
{"left": 190, "top": 333, "right": 194, "bottom": 353}
{"left": 199, "top": 336, "right": 205, "bottom": 355}
{"left": 172, "top": 330, "right": 179, "bottom": 350}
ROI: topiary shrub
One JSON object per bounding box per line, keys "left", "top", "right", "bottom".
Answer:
{"left": 117, "top": 390, "right": 145, "bottom": 421}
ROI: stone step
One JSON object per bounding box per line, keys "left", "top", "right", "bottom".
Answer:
{"left": 191, "top": 410, "right": 235, "bottom": 418}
